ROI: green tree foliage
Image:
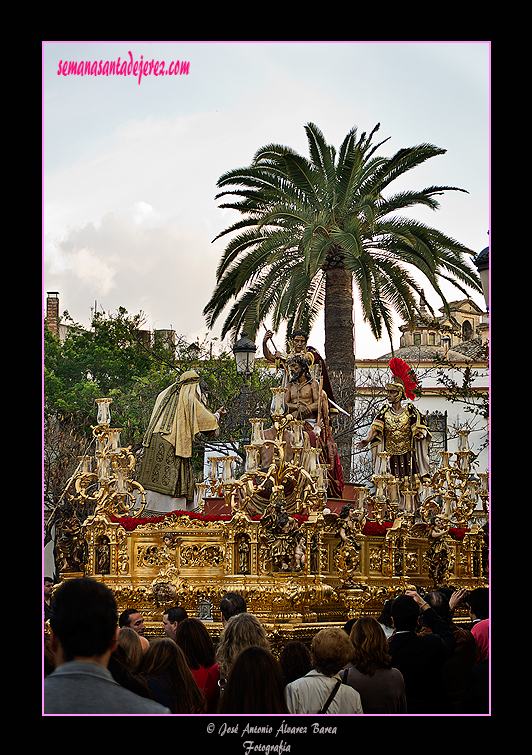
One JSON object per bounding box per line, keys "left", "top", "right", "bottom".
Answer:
{"left": 44, "top": 308, "right": 174, "bottom": 447}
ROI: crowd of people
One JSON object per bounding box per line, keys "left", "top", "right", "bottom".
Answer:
{"left": 43, "top": 578, "right": 489, "bottom": 715}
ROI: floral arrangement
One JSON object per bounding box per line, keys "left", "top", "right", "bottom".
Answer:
{"left": 110, "top": 510, "right": 309, "bottom": 532}
{"left": 110, "top": 510, "right": 469, "bottom": 538}
{"left": 362, "top": 521, "right": 394, "bottom": 536}
{"left": 448, "top": 527, "right": 467, "bottom": 541}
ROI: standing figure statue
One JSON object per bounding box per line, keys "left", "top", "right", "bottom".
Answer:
{"left": 138, "top": 370, "right": 222, "bottom": 501}
{"left": 357, "top": 358, "right": 431, "bottom": 511}
{"left": 284, "top": 353, "right": 344, "bottom": 498}
{"left": 294, "top": 535, "right": 306, "bottom": 571}
{"left": 55, "top": 504, "right": 88, "bottom": 573}
{"left": 260, "top": 497, "right": 302, "bottom": 572}
{"left": 237, "top": 534, "right": 251, "bottom": 574}
{"left": 424, "top": 515, "right": 455, "bottom": 587}
{"left": 334, "top": 503, "right": 365, "bottom": 586}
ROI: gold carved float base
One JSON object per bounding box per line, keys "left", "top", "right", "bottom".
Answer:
{"left": 63, "top": 506, "right": 487, "bottom": 648}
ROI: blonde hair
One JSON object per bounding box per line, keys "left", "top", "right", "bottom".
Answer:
{"left": 117, "top": 626, "right": 144, "bottom": 673}
{"left": 217, "top": 613, "right": 270, "bottom": 680}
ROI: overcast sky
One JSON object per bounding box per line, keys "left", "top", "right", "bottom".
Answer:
{"left": 43, "top": 41, "right": 490, "bottom": 359}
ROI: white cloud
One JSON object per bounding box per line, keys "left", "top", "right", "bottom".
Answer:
{"left": 73, "top": 247, "right": 117, "bottom": 295}
{"left": 43, "top": 204, "right": 221, "bottom": 334}
{"left": 131, "top": 200, "right": 159, "bottom": 226}
{"left": 44, "top": 234, "right": 117, "bottom": 296}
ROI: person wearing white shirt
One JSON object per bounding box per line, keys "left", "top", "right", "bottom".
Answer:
{"left": 285, "top": 628, "right": 363, "bottom": 714}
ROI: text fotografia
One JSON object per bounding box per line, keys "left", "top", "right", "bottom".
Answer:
{"left": 207, "top": 720, "right": 338, "bottom": 752}
{"left": 56, "top": 51, "right": 190, "bottom": 85}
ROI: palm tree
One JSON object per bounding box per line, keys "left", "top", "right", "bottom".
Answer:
{"left": 204, "top": 122, "right": 482, "bottom": 383}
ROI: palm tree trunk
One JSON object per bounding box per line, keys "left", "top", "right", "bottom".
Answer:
{"left": 324, "top": 263, "right": 355, "bottom": 483}
{"left": 324, "top": 264, "right": 355, "bottom": 378}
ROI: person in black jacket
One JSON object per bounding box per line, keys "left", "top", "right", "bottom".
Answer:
{"left": 388, "top": 590, "right": 456, "bottom": 713}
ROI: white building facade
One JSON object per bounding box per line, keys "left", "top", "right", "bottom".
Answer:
{"left": 351, "top": 297, "right": 489, "bottom": 501}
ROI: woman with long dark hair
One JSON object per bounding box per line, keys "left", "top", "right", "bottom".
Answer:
{"left": 217, "top": 646, "right": 289, "bottom": 714}
{"left": 174, "top": 618, "right": 220, "bottom": 712}
{"left": 139, "top": 638, "right": 206, "bottom": 713}
{"left": 343, "top": 616, "right": 406, "bottom": 714}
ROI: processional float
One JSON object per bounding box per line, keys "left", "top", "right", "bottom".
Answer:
{"left": 52, "top": 390, "right": 489, "bottom": 645}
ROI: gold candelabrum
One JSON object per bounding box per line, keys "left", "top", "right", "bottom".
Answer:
{"left": 65, "top": 398, "right": 148, "bottom": 520}
{"left": 194, "top": 387, "right": 327, "bottom": 519}
{"left": 365, "top": 428, "right": 489, "bottom": 531}
{"left": 419, "top": 429, "right": 488, "bottom": 529}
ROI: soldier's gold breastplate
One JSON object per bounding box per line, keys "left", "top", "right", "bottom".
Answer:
{"left": 384, "top": 408, "right": 412, "bottom": 455}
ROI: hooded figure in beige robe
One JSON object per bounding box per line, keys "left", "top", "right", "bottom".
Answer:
{"left": 138, "top": 370, "right": 220, "bottom": 500}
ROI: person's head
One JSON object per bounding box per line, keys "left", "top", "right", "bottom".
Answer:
{"left": 279, "top": 641, "right": 312, "bottom": 685}
{"left": 178, "top": 369, "right": 201, "bottom": 387}
{"left": 44, "top": 577, "right": 54, "bottom": 599}
{"left": 217, "top": 646, "right": 288, "bottom": 714}
{"left": 349, "top": 617, "right": 392, "bottom": 676}
{"left": 217, "top": 613, "right": 269, "bottom": 680}
{"left": 163, "top": 606, "right": 188, "bottom": 639}
{"left": 174, "top": 617, "right": 216, "bottom": 670}
{"left": 423, "top": 591, "right": 452, "bottom": 624}
{"left": 339, "top": 504, "right": 355, "bottom": 521}
{"left": 119, "top": 609, "right": 145, "bottom": 636}
{"left": 437, "top": 587, "right": 454, "bottom": 602}
{"left": 386, "top": 387, "right": 402, "bottom": 406}
{"left": 377, "top": 599, "right": 394, "bottom": 629}
{"left": 140, "top": 638, "right": 206, "bottom": 714}
{"left": 290, "top": 329, "right": 308, "bottom": 353}
{"left": 288, "top": 354, "right": 311, "bottom": 383}
{"left": 342, "top": 617, "right": 357, "bottom": 636}
{"left": 310, "top": 628, "right": 354, "bottom": 677}
{"left": 391, "top": 594, "right": 420, "bottom": 632}
{"left": 467, "top": 587, "right": 489, "bottom": 620}
{"left": 141, "top": 637, "right": 187, "bottom": 676}
{"left": 49, "top": 577, "right": 118, "bottom": 665}
{"left": 219, "top": 592, "right": 247, "bottom": 626}
{"left": 117, "top": 626, "right": 145, "bottom": 673}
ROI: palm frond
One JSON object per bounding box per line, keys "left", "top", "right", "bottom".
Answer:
{"left": 305, "top": 122, "right": 337, "bottom": 190}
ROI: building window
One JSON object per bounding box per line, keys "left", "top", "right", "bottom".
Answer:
{"left": 462, "top": 320, "right": 473, "bottom": 341}
{"left": 428, "top": 332, "right": 435, "bottom": 345}
{"left": 414, "top": 333, "right": 421, "bottom": 345}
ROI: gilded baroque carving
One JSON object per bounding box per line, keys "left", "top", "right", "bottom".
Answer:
{"left": 181, "top": 544, "right": 225, "bottom": 568}
{"left": 137, "top": 544, "right": 161, "bottom": 568}
{"left": 369, "top": 546, "right": 383, "bottom": 572}
{"left": 52, "top": 396, "right": 488, "bottom": 639}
